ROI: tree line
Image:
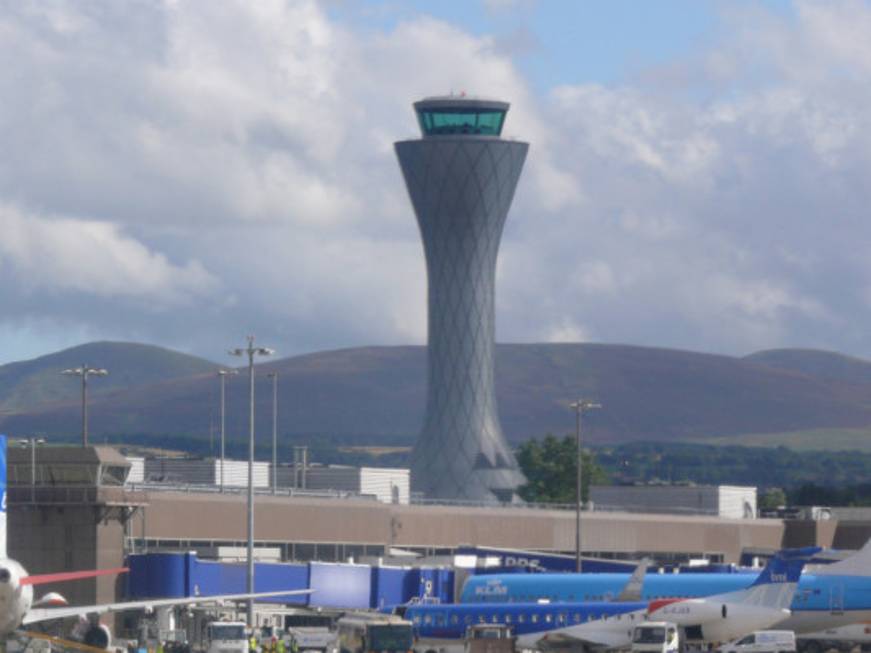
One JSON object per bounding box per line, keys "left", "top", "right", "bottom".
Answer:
{"left": 516, "top": 436, "right": 871, "bottom": 507}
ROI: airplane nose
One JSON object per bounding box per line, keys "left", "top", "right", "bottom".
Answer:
{"left": 0, "top": 569, "right": 10, "bottom": 583}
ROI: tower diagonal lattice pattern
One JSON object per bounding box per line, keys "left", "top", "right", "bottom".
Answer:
{"left": 395, "top": 97, "right": 528, "bottom": 502}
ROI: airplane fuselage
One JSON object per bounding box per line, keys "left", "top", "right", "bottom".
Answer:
{"left": 0, "top": 558, "right": 34, "bottom": 635}
{"left": 461, "top": 572, "right": 871, "bottom": 633}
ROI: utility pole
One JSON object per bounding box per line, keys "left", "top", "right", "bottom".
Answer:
{"left": 569, "top": 399, "right": 601, "bottom": 572}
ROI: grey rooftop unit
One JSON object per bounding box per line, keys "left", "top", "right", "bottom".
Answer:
{"left": 395, "top": 96, "right": 528, "bottom": 502}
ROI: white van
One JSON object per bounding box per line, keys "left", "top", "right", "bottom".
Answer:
{"left": 631, "top": 622, "right": 680, "bottom": 653}
{"left": 719, "top": 630, "right": 796, "bottom": 653}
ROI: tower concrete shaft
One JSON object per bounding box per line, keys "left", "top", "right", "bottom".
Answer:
{"left": 395, "top": 97, "right": 528, "bottom": 502}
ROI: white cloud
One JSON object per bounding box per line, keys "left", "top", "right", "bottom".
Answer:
{"left": 0, "top": 203, "right": 216, "bottom": 303}
{"left": 2, "top": 0, "right": 871, "bottom": 363}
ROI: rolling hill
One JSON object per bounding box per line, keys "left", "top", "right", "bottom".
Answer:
{"left": 0, "top": 341, "right": 219, "bottom": 413}
{"left": 3, "top": 342, "right": 871, "bottom": 451}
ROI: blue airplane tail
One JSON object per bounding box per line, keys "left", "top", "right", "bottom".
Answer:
{"left": 0, "top": 434, "right": 6, "bottom": 558}
{"left": 750, "top": 547, "right": 820, "bottom": 587}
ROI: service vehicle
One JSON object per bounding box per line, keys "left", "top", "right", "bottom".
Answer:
{"left": 464, "top": 624, "right": 515, "bottom": 653}
{"left": 631, "top": 622, "right": 680, "bottom": 653}
{"left": 284, "top": 613, "right": 336, "bottom": 652}
{"left": 719, "top": 630, "right": 796, "bottom": 653}
{"left": 336, "top": 616, "right": 413, "bottom": 653}
{"left": 206, "top": 621, "right": 249, "bottom": 653}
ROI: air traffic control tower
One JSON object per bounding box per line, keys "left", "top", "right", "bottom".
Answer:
{"left": 395, "top": 96, "right": 528, "bottom": 502}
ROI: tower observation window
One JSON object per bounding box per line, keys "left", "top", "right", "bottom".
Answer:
{"left": 417, "top": 108, "right": 506, "bottom": 136}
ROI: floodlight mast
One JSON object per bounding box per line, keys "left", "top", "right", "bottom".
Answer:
{"left": 228, "top": 336, "right": 273, "bottom": 628}
{"left": 217, "top": 369, "right": 239, "bottom": 492}
{"left": 569, "top": 399, "right": 601, "bottom": 573}
{"left": 60, "top": 365, "right": 109, "bottom": 447}
{"left": 267, "top": 372, "right": 278, "bottom": 495}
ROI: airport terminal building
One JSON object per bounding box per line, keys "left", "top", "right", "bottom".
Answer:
{"left": 8, "top": 445, "right": 871, "bottom": 614}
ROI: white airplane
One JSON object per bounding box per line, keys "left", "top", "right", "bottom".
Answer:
{"left": 645, "top": 548, "right": 813, "bottom": 643}
{"left": 0, "top": 435, "right": 310, "bottom": 646}
{"left": 400, "top": 549, "right": 814, "bottom": 652}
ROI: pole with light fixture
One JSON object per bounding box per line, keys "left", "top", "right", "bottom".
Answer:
{"left": 60, "top": 365, "right": 108, "bottom": 446}
{"left": 217, "top": 369, "right": 238, "bottom": 492}
{"left": 228, "top": 336, "right": 273, "bottom": 627}
{"left": 267, "top": 372, "right": 278, "bottom": 495}
{"left": 569, "top": 399, "right": 601, "bottom": 572}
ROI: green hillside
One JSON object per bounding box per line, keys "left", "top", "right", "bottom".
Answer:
{"left": 745, "top": 348, "right": 871, "bottom": 385}
{"left": 0, "top": 341, "right": 219, "bottom": 413}
{"left": 4, "top": 342, "right": 871, "bottom": 452}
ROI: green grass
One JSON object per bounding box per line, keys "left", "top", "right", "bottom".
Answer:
{"left": 693, "top": 428, "right": 871, "bottom": 453}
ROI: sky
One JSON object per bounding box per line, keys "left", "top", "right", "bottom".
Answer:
{"left": 2, "top": 0, "right": 871, "bottom": 365}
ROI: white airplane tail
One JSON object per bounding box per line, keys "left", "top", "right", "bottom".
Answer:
{"left": 709, "top": 547, "right": 816, "bottom": 610}
{"left": 0, "top": 434, "right": 6, "bottom": 558}
{"left": 812, "top": 539, "right": 871, "bottom": 577}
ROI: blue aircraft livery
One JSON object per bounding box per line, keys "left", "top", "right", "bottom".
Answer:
{"left": 461, "top": 540, "right": 871, "bottom": 634}
{"left": 399, "top": 550, "right": 812, "bottom": 650}
{"left": 0, "top": 434, "right": 6, "bottom": 557}
{"left": 403, "top": 600, "right": 645, "bottom": 651}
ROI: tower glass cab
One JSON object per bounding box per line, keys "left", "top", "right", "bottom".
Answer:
{"left": 414, "top": 98, "right": 509, "bottom": 137}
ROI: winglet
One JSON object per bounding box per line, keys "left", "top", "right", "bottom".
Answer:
{"left": 616, "top": 558, "right": 649, "bottom": 601}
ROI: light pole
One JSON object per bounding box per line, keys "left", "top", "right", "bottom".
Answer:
{"left": 13, "top": 437, "right": 46, "bottom": 502}
{"left": 61, "top": 365, "right": 108, "bottom": 446}
{"left": 217, "top": 369, "right": 238, "bottom": 493}
{"left": 569, "top": 399, "right": 601, "bottom": 572}
{"left": 229, "top": 336, "right": 273, "bottom": 627}
{"left": 267, "top": 372, "right": 278, "bottom": 495}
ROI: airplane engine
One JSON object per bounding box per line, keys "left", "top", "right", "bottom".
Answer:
{"left": 83, "top": 623, "right": 112, "bottom": 649}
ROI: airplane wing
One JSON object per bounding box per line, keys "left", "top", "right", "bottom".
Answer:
{"left": 533, "top": 624, "right": 637, "bottom": 650}
{"left": 523, "top": 610, "right": 647, "bottom": 651}
{"left": 23, "top": 588, "right": 312, "bottom": 625}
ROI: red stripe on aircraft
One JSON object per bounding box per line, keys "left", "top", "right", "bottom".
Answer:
{"left": 647, "top": 598, "right": 686, "bottom": 613}
{"left": 21, "top": 567, "right": 129, "bottom": 586}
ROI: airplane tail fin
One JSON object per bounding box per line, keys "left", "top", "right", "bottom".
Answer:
{"left": 715, "top": 547, "right": 818, "bottom": 610}
{"left": 750, "top": 547, "right": 817, "bottom": 588}
{"left": 812, "top": 539, "right": 871, "bottom": 577}
{"left": 616, "top": 558, "right": 650, "bottom": 601}
{"left": 0, "top": 434, "right": 6, "bottom": 558}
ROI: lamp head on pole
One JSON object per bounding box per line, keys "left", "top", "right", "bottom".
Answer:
{"left": 569, "top": 399, "right": 601, "bottom": 413}
{"left": 60, "top": 366, "right": 108, "bottom": 377}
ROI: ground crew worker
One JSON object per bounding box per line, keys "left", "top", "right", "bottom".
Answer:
{"left": 276, "top": 637, "right": 286, "bottom": 653}
{"left": 249, "top": 634, "right": 259, "bottom": 653}
{"left": 290, "top": 636, "right": 299, "bottom": 653}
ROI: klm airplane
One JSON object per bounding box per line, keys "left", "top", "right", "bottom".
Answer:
{"left": 461, "top": 540, "right": 871, "bottom": 634}
{"left": 400, "top": 551, "right": 810, "bottom": 652}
